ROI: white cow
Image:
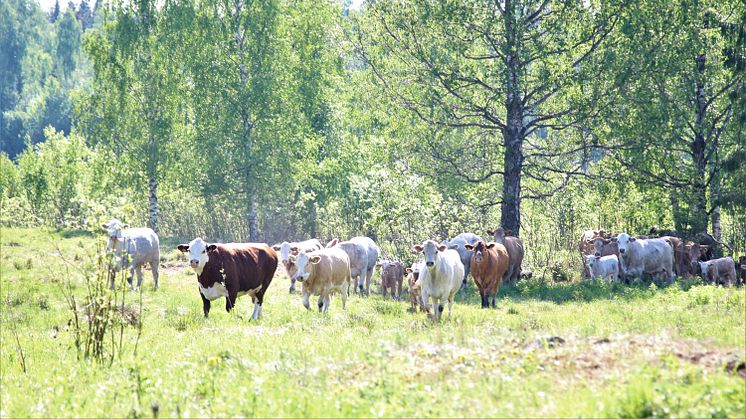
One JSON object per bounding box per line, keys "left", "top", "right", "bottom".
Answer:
{"left": 102, "top": 218, "right": 160, "bottom": 290}
{"left": 612, "top": 233, "right": 674, "bottom": 282}
{"left": 586, "top": 254, "right": 619, "bottom": 281}
{"left": 699, "top": 257, "right": 738, "bottom": 286}
{"left": 272, "top": 239, "right": 323, "bottom": 293}
{"left": 412, "top": 239, "right": 464, "bottom": 322}
{"left": 326, "top": 236, "right": 379, "bottom": 296}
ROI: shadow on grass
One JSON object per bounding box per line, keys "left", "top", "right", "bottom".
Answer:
{"left": 455, "top": 276, "right": 709, "bottom": 306}
{"left": 58, "top": 229, "right": 95, "bottom": 239}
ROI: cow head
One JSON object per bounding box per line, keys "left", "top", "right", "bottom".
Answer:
{"left": 272, "top": 241, "right": 294, "bottom": 264}
{"left": 586, "top": 255, "right": 599, "bottom": 273}
{"left": 413, "top": 239, "right": 446, "bottom": 268}
{"left": 611, "top": 233, "right": 634, "bottom": 256}
{"left": 406, "top": 262, "right": 422, "bottom": 281}
{"left": 487, "top": 227, "right": 506, "bottom": 244}
{"left": 465, "top": 241, "right": 495, "bottom": 263}
{"left": 102, "top": 218, "right": 128, "bottom": 248}
{"left": 289, "top": 253, "right": 321, "bottom": 282}
{"left": 177, "top": 237, "right": 216, "bottom": 275}
{"left": 592, "top": 237, "right": 610, "bottom": 257}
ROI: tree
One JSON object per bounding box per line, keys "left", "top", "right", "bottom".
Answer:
{"left": 56, "top": 7, "right": 81, "bottom": 78}
{"left": 50, "top": 0, "right": 60, "bottom": 23}
{"left": 356, "top": 0, "right": 622, "bottom": 236}
{"left": 76, "top": 0, "right": 93, "bottom": 30}
{"left": 601, "top": 0, "right": 744, "bottom": 239}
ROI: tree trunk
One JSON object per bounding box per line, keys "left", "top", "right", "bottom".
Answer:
{"left": 148, "top": 176, "right": 158, "bottom": 232}
{"left": 710, "top": 161, "right": 723, "bottom": 258}
{"left": 690, "top": 53, "right": 708, "bottom": 236}
{"left": 670, "top": 190, "right": 684, "bottom": 234}
{"left": 500, "top": 0, "right": 524, "bottom": 237}
{"left": 247, "top": 192, "right": 259, "bottom": 242}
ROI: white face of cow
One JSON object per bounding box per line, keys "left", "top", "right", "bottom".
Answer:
{"left": 177, "top": 237, "right": 213, "bottom": 276}
{"left": 413, "top": 240, "right": 447, "bottom": 268}
{"left": 587, "top": 255, "right": 599, "bottom": 271}
{"left": 102, "top": 219, "right": 126, "bottom": 249}
{"left": 272, "top": 241, "right": 293, "bottom": 264}
{"left": 613, "top": 233, "right": 635, "bottom": 256}
{"left": 289, "top": 253, "right": 321, "bottom": 282}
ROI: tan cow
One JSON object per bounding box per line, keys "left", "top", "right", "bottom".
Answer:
{"left": 592, "top": 237, "right": 621, "bottom": 279}
{"left": 272, "top": 239, "right": 323, "bottom": 293}
{"left": 405, "top": 262, "right": 426, "bottom": 313}
{"left": 487, "top": 228, "right": 524, "bottom": 285}
{"left": 289, "top": 248, "right": 351, "bottom": 313}
{"left": 465, "top": 241, "right": 509, "bottom": 308}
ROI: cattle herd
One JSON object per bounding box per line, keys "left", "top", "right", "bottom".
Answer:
{"left": 102, "top": 219, "right": 746, "bottom": 322}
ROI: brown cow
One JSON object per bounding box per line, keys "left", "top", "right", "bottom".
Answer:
{"left": 405, "top": 262, "right": 426, "bottom": 312}
{"left": 177, "top": 237, "right": 278, "bottom": 319}
{"left": 659, "top": 236, "right": 686, "bottom": 278}
{"left": 465, "top": 241, "right": 509, "bottom": 308}
{"left": 377, "top": 260, "right": 405, "bottom": 300}
{"left": 739, "top": 256, "right": 746, "bottom": 286}
{"left": 592, "top": 237, "right": 621, "bottom": 279}
{"left": 487, "top": 228, "right": 524, "bottom": 286}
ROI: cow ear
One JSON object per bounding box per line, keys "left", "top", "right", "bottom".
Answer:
{"left": 610, "top": 237, "right": 617, "bottom": 242}
{"left": 290, "top": 246, "right": 300, "bottom": 253}
{"left": 486, "top": 230, "right": 494, "bottom": 236}
{"left": 289, "top": 255, "right": 296, "bottom": 263}
{"left": 629, "top": 237, "right": 636, "bottom": 242}
{"left": 309, "top": 255, "right": 322, "bottom": 264}
{"left": 413, "top": 245, "right": 423, "bottom": 253}
{"left": 464, "top": 244, "right": 474, "bottom": 250}
{"left": 271, "top": 244, "right": 281, "bottom": 251}
{"left": 438, "top": 245, "right": 448, "bottom": 252}
{"left": 485, "top": 242, "right": 496, "bottom": 249}
{"left": 505, "top": 229, "right": 513, "bottom": 236}
{"left": 207, "top": 244, "right": 217, "bottom": 252}
{"left": 177, "top": 244, "right": 189, "bottom": 252}
{"left": 405, "top": 268, "right": 413, "bottom": 273}
{"left": 122, "top": 224, "right": 129, "bottom": 229}
{"left": 326, "top": 238, "right": 338, "bottom": 248}
{"left": 102, "top": 223, "right": 110, "bottom": 229}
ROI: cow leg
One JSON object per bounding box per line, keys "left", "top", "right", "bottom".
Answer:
{"left": 317, "top": 296, "right": 324, "bottom": 312}
{"left": 200, "top": 289, "right": 211, "bottom": 318}
{"left": 289, "top": 277, "right": 296, "bottom": 294}
{"left": 251, "top": 303, "right": 262, "bottom": 320}
{"left": 127, "top": 265, "right": 135, "bottom": 290}
{"left": 491, "top": 292, "right": 497, "bottom": 308}
{"left": 151, "top": 259, "right": 159, "bottom": 290}
{"left": 339, "top": 285, "right": 348, "bottom": 309}
{"left": 397, "top": 280, "right": 403, "bottom": 301}
{"left": 480, "top": 291, "right": 488, "bottom": 309}
{"left": 382, "top": 284, "right": 387, "bottom": 299}
{"left": 302, "top": 291, "right": 311, "bottom": 310}
{"left": 365, "top": 268, "right": 374, "bottom": 296}
{"left": 134, "top": 265, "right": 144, "bottom": 289}
{"left": 225, "top": 290, "right": 237, "bottom": 313}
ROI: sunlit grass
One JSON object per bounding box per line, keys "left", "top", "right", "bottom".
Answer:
{"left": 1, "top": 228, "right": 744, "bottom": 417}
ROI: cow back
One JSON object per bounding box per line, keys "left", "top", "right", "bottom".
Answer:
{"left": 200, "top": 243, "right": 278, "bottom": 292}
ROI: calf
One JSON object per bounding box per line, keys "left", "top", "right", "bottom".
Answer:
{"left": 612, "top": 233, "right": 674, "bottom": 282}
{"left": 699, "top": 257, "right": 738, "bottom": 287}
{"left": 487, "top": 228, "right": 524, "bottom": 285}
{"left": 465, "top": 241, "right": 509, "bottom": 308}
{"left": 272, "top": 239, "right": 323, "bottom": 293}
{"left": 405, "top": 262, "right": 426, "bottom": 312}
{"left": 177, "top": 238, "right": 277, "bottom": 319}
{"left": 377, "top": 260, "right": 405, "bottom": 300}
{"left": 413, "top": 240, "right": 464, "bottom": 322}
{"left": 740, "top": 256, "right": 746, "bottom": 286}
{"left": 289, "top": 248, "right": 351, "bottom": 313}
{"left": 443, "top": 232, "right": 482, "bottom": 288}
{"left": 326, "top": 236, "right": 379, "bottom": 296}
{"left": 103, "top": 219, "right": 160, "bottom": 290}
{"left": 586, "top": 254, "right": 619, "bottom": 281}
{"left": 579, "top": 230, "right": 609, "bottom": 278}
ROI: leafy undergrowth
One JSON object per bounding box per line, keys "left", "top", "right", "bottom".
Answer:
{"left": 1, "top": 228, "right": 744, "bottom": 417}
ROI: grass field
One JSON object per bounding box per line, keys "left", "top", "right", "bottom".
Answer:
{"left": 1, "top": 227, "right": 745, "bottom": 417}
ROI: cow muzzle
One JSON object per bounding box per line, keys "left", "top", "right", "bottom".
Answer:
{"left": 594, "top": 252, "right": 600, "bottom": 257}
{"left": 190, "top": 260, "right": 200, "bottom": 267}
{"left": 619, "top": 249, "right": 625, "bottom": 254}
{"left": 426, "top": 261, "right": 434, "bottom": 267}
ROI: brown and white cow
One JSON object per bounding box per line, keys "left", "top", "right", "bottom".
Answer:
{"left": 739, "top": 256, "right": 746, "bottom": 286}
{"left": 405, "top": 262, "right": 426, "bottom": 312}
{"left": 487, "top": 228, "right": 524, "bottom": 285}
{"left": 289, "top": 247, "right": 351, "bottom": 313}
{"left": 612, "top": 233, "right": 675, "bottom": 282}
{"left": 272, "top": 239, "right": 323, "bottom": 293}
{"left": 699, "top": 257, "right": 738, "bottom": 287}
{"left": 177, "top": 238, "right": 278, "bottom": 319}
{"left": 465, "top": 241, "right": 509, "bottom": 308}
{"left": 377, "top": 260, "right": 405, "bottom": 300}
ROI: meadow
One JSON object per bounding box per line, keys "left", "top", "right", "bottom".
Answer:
{"left": 1, "top": 227, "right": 745, "bottom": 417}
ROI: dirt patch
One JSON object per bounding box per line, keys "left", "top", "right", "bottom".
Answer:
{"left": 3, "top": 242, "right": 22, "bottom": 247}
{"left": 160, "top": 262, "right": 187, "bottom": 275}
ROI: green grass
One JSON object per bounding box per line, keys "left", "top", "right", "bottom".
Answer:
{"left": 1, "top": 227, "right": 744, "bottom": 417}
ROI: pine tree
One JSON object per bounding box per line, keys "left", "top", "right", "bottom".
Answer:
{"left": 49, "top": 0, "right": 60, "bottom": 23}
